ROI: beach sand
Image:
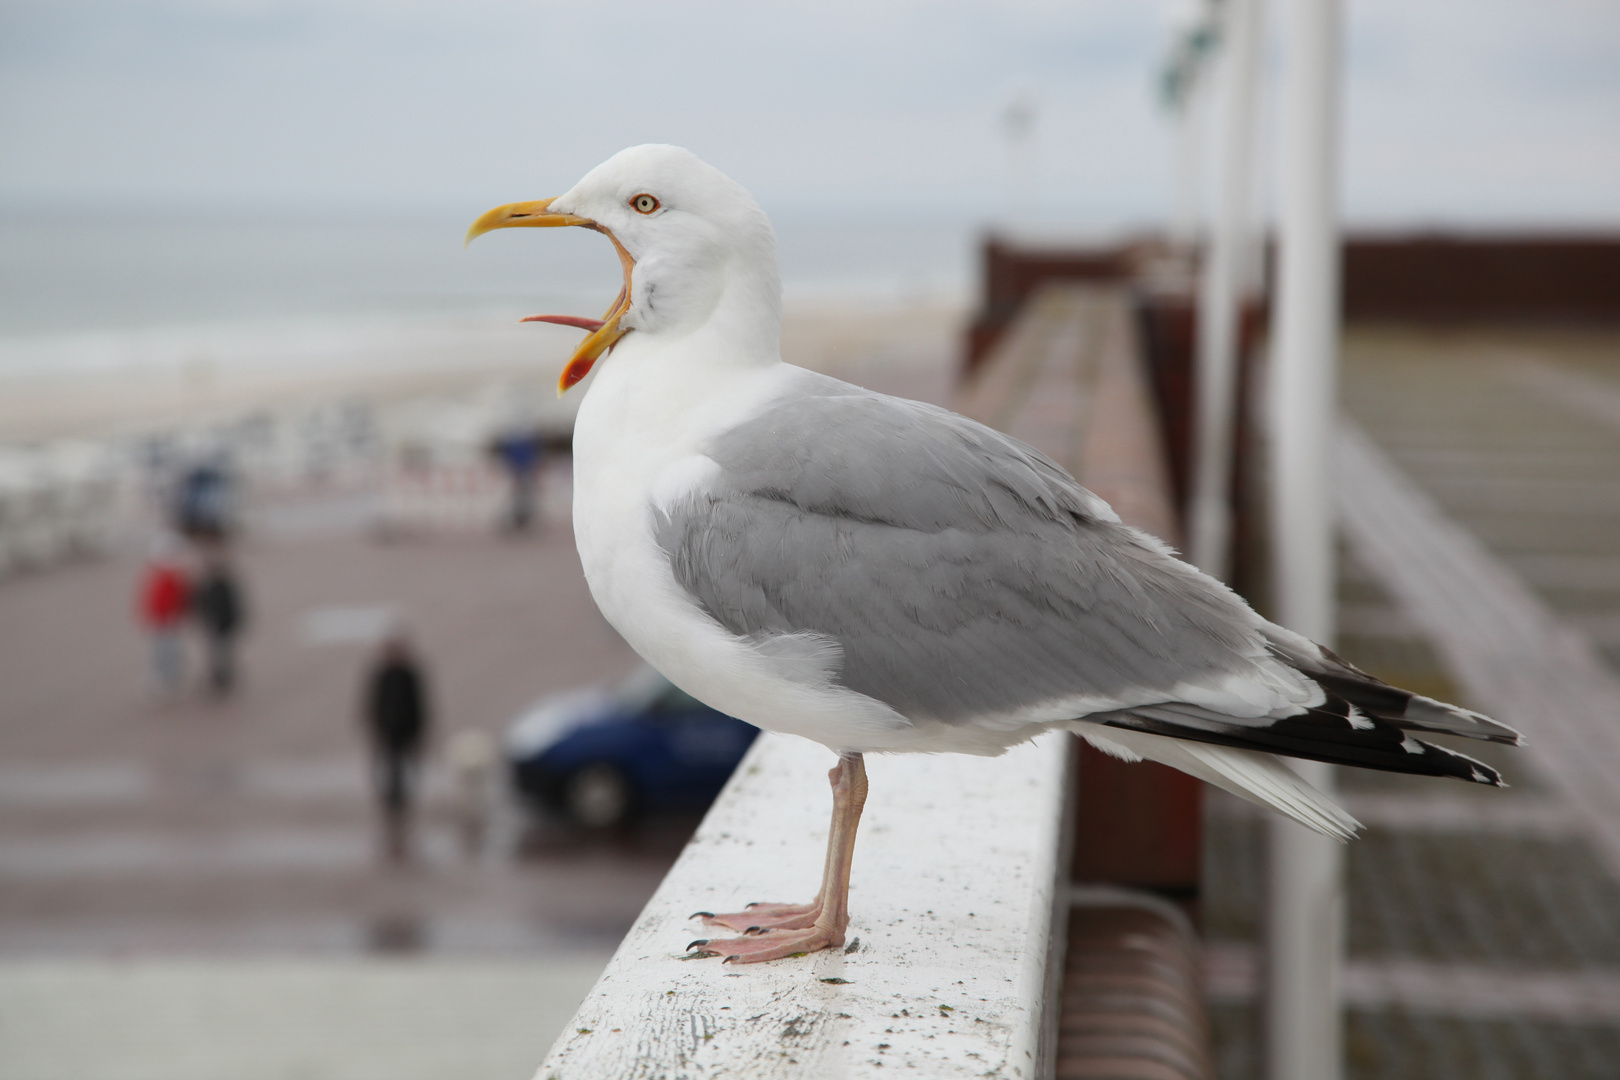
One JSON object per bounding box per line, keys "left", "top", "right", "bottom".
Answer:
{"left": 0, "top": 299, "right": 966, "bottom": 443}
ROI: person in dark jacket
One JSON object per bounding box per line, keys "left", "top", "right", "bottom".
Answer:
{"left": 173, "top": 460, "right": 237, "bottom": 541}
{"left": 489, "top": 428, "right": 545, "bottom": 532}
{"left": 191, "top": 545, "right": 247, "bottom": 695}
{"left": 363, "top": 633, "right": 432, "bottom": 855}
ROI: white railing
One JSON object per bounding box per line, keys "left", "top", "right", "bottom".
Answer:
{"left": 532, "top": 733, "right": 1073, "bottom": 1080}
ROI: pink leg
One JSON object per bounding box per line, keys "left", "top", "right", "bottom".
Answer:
{"left": 687, "top": 752, "right": 868, "bottom": 963}
{"left": 693, "top": 755, "right": 853, "bottom": 933}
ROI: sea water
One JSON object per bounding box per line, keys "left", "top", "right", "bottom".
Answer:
{"left": 0, "top": 210, "right": 973, "bottom": 381}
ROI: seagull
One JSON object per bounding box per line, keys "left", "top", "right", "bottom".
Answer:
{"left": 466, "top": 145, "right": 1521, "bottom": 964}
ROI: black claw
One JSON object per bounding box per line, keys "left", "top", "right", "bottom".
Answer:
{"left": 690, "top": 912, "right": 715, "bottom": 920}
{"left": 744, "top": 902, "right": 762, "bottom": 909}
{"left": 744, "top": 926, "right": 765, "bottom": 935}
{"left": 721, "top": 955, "right": 741, "bottom": 964}
{"left": 687, "top": 939, "right": 710, "bottom": 950}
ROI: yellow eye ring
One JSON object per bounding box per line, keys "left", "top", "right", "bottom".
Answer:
{"left": 630, "top": 193, "right": 660, "bottom": 215}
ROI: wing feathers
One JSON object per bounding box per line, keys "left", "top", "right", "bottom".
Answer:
{"left": 1259, "top": 622, "right": 1522, "bottom": 747}
{"left": 1080, "top": 727, "right": 1361, "bottom": 841}
{"left": 1088, "top": 694, "right": 1507, "bottom": 787}
{"left": 1400, "top": 693, "right": 1524, "bottom": 746}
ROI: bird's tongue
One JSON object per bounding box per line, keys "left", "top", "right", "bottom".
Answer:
{"left": 521, "top": 314, "right": 605, "bottom": 332}
{"left": 543, "top": 283, "right": 632, "bottom": 394}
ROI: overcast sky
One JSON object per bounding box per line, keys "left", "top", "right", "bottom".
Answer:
{"left": 1, "top": 0, "right": 1616, "bottom": 229}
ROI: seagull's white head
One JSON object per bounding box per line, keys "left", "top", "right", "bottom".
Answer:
{"left": 466, "top": 144, "right": 780, "bottom": 394}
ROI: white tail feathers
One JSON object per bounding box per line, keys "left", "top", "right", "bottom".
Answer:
{"left": 1077, "top": 726, "right": 1362, "bottom": 841}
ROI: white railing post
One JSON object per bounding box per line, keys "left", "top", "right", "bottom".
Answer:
{"left": 1189, "top": 0, "right": 1265, "bottom": 579}
{"left": 1264, "top": 1, "right": 1345, "bottom": 1077}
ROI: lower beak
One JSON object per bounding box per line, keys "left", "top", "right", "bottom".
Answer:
{"left": 465, "top": 197, "right": 635, "bottom": 395}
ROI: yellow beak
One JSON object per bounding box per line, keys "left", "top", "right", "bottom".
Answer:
{"left": 465, "top": 197, "right": 636, "bottom": 395}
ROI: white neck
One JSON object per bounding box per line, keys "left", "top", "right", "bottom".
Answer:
{"left": 573, "top": 265, "right": 795, "bottom": 478}
{"left": 696, "top": 251, "right": 782, "bottom": 365}
{"left": 622, "top": 211, "right": 782, "bottom": 367}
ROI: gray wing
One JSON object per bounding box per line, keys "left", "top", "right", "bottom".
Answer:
{"left": 655, "top": 374, "right": 1265, "bottom": 726}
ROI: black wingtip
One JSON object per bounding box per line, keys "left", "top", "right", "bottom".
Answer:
{"left": 1100, "top": 697, "right": 1518, "bottom": 788}
{"left": 1402, "top": 693, "right": 1525, "bottom": 746}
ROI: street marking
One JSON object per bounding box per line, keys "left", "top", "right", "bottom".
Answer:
{"left": 299, "top": 605, "right": 400, "bottom": 645}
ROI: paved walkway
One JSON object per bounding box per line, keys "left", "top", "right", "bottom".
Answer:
{"left": 0, "top": 494, "right": 693, "bottom": 957}
{"left": 0, "top": 957, "right": 607, "bottom": 1080}
{"left": 0, "top": 488, "right": 667, "bottom": 1076}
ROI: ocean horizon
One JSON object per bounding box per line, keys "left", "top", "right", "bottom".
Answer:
{"left": 0, "top": 209, "right": 978, "bottom": 383}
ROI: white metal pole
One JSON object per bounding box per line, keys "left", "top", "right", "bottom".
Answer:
{"left": 1189, "top": 0, "right": 1264, "bottom": 578}
{"left": 1172, "top": 89, "right": 1204, "bottom": 253}
{"left": 1265, "top": 1, "right": 1345, "bottom": 1078}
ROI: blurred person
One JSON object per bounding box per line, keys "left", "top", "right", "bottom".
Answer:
{"left": 362, "top": 633, "right": 432, "bottom": 858}
{"left": 136, "top": 536, "right": 190, "bottom": 694}
{"left": 190, "top": 542, "right": 248, "bottom": 695}
{"left": 173, "top": 457, "right": 237, "bottom": 541}
{"left": 488, "top": 428, "right": 544, "bottom": 532}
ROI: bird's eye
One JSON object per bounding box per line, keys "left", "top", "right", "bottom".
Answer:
{"left": 630, "top": 194, "right": 660, "bottom": 215}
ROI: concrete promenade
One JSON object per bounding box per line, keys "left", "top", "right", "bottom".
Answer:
{"left": 0, "top": 490, "right": 668, "bottom": 1078}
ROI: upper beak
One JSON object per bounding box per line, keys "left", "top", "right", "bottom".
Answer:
{"left": 463, "top": 197, "right": 591, "bottom": 243}
{"left": 465, "top": 197, "right": 635, "bottom": 395}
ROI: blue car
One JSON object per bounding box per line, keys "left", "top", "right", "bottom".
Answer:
{"left": 505, "top": 666, "right": 759, "bottom": 827}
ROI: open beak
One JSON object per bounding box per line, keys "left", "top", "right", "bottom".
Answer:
{"left": 465, "top": 197, "right": 635, "bottom": 395}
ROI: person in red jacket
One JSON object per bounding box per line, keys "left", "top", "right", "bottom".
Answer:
{"left": 137, "top": 538, "right": 190, "bottom": 694}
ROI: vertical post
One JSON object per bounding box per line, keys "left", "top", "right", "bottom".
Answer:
{"left": 1189, "top": 0, "right": 1264, "bottom": 578}
{"left": 1265, "top": 2, "right": 1344, "bottom": 1079}
{"left": 1171, "top": 94, "right": 1205, "bottom": 255}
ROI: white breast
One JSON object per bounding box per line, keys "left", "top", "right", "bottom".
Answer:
{"left": 569, "top": 332, "right": 785, "bottom": 619}
{"left": 568, "top": 336, "right": 919, "bottom": 753}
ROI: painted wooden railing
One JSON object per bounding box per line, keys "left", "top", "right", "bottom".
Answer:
{"left": 534, "top": 735, "right": 1072, "bottom": 1079}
